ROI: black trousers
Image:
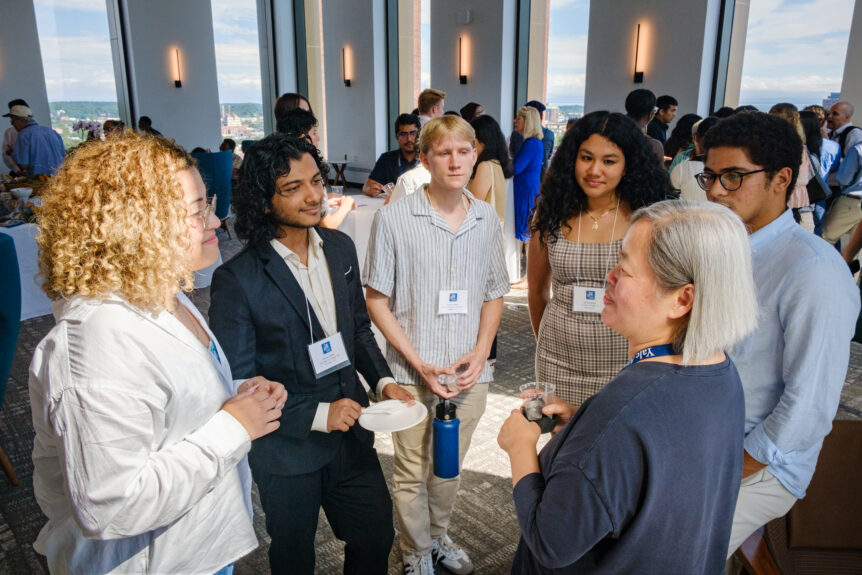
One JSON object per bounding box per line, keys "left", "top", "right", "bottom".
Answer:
{"left": 253, "top": 432, "right": 394, "bottom": 575}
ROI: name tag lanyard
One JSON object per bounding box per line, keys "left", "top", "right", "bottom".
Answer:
{"left": 572, "top": 196, "right": 621, "bottom": 312}
{"left": 302, "top": 280, "right": 351, "bottom": 378}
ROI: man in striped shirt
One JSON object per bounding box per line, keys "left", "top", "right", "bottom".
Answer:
{"left": 365, "top": 115, "right": 509, "bottom": 575}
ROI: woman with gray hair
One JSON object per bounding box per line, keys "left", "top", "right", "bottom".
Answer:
{"left": 498, "top": 200, "right": 757, "bottom": 574}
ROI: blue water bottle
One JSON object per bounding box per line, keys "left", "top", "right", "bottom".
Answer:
{"left": 433, "top": 400, "right": 460, "bottom": 478}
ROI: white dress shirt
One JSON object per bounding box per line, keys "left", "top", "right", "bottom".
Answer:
{"left": 29, "top": 293, "right": 256, "bottom": 574}
{"left": 270, "top": 228, "right": 394, "bottom": 433}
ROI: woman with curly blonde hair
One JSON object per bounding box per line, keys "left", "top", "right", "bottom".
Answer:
{"left": 29, "top": 133, "right": 285, "bottom": 575}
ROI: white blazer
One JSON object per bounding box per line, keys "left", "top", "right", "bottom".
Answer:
{"left": 28, "top": 293, "right": 256, "bottom": 574}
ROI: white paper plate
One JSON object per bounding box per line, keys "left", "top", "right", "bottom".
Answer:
{"left": 359, "top": 400, "right": 428, "bottom": 433}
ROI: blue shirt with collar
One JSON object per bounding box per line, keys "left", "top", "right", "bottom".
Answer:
{"left": 11, "top": 120, "right": 65, "bottom": 176}
{"left": 837, "top": 142, "right": 862, "bottom": 196}
{"left": 729, "top": 209, "right": 859, "bottom": 498}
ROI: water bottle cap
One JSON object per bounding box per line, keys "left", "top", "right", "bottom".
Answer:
{"left": 436, "top": 400, "right": 457, "bottom": 421}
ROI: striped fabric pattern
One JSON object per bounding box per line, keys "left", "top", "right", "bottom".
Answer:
{"left": 364, "top": 188, "right": 510, "bottom": 386}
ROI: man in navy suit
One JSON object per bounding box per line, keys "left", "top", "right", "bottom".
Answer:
{"left": 209, "top": 134, "right": 414, "bottom": 574}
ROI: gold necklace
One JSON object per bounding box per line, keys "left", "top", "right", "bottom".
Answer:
{"left": 585, "top": 205, "right": 617, "bottom": 230}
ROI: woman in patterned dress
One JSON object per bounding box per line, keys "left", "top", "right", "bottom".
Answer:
{"left": 528, "top": 111, "right": 672, "bottom": 407}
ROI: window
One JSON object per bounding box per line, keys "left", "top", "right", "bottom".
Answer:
{"left": 545, "top": 0, "right": 590, "bottom": 144}
{"left": 33, "top": 0, "right": 119, "bottom": 149}
{"left": 738, "top": 0, "right": 854, "bottom": 110}
{"left": 211, "top": 0, "right": 264, "bottom": 143}
{"left": 420, "top": 0, "right": 431, "bottom": 94}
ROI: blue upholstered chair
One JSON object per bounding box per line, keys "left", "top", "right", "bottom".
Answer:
{"left": 192, "top": 150, "right": 234, "bottom": 239}
{"left": 0, "top": 233, "right": 21, "bottom": 485}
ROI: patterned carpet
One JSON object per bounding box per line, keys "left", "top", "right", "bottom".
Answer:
{"left": 1, "top": 225, "right": 860, "bottom": 575}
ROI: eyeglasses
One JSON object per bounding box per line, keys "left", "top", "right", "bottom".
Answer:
{"left": 695, "top": 169, "right": 766, "bottom": 192}
{"left": 397, "top": 130, "right": 419, "bottom": 139}
{"left": 187, "top": 195, "right": 217, "bottom": 230}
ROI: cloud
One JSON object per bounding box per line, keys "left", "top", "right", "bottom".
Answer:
{"left": 37, "top": 35, "right": 117, "bottom": 101}
{"left": 549, "top": 0, "right": 589, "bottom": 10}
{"left": 34, "top": 0, "right": 105, "bottom": 12}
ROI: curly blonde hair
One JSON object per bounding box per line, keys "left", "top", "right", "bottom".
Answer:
{"left": 38, "top": 133, "right": 197, "bottom": 312}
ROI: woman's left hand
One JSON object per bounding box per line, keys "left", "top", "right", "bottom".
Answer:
{"left": 497, "top": 409, "right": 541, "bottom": 454}
{"left": 238, "top": 376, "right": 287, "bottom": 409}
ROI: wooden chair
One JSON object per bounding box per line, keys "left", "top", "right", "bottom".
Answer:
{"left": 0, "top": 233, "right": 21, "bottom": 486}
{"left": 735, "top": 420, "right": 862, "bottom": 574}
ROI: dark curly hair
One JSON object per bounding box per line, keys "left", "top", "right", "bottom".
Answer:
{"left": 702, "top": 111, "right": 802, "bottom": 201}
{"left": 532, "top": 111, "right": 673, "bottom": 243}
{"left": 470, "top": 115, "right": 514, "bottom": 179}
{"left": 233, "top": 133, "right": 329, "bottom": 246}
{"left": 276, "top": 108, "right": 317, "bottom": 137}
{"left": 664, "top": 113, "right": 702, "bottom": 159}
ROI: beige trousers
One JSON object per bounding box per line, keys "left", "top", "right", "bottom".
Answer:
{"left": 726, "top": 469, "right": 797, "bottom": 559}
{"left": 391, "top": 384, "right": 488, "bottom": 556}
{"left": 821, "top": 194, "right": 862, "bottom": 245}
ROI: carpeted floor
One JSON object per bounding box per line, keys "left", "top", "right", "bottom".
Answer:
{"left": 1, "top": 225, "right": 860, "bottom": 575}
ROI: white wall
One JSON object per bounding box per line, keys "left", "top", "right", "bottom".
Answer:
{"left": 430, "top": 1, "right": 517, "bottom": 136}
{"left": 840, "top": 0, "right": 862, "bottom": 108}
{"left": 124, "top": 0, "right": 222, "bottom": 151}
{"left": 0, "top": 0, "right": 51, "bottom": 127}
{"left": 584, "top": 0, "right": 722, "bottom": 121}
{"left": 321, "top": 0, "right": 388, "bottom": 179}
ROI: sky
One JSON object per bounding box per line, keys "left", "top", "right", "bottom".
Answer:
{"left": 32, "top": 0, "right": 855, "bottom": 110}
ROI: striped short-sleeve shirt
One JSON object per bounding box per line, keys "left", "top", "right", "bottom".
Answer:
{"left": 364, "top": 187, "right": 510, "bottom": 386}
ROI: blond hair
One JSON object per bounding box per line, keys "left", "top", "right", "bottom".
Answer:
{"left": 38, "top": 133, "right": 197, "bottom": 312}
{"left": 418, "top": 115, "right": 476, "bottom": 155}
{"left": 418, "top": 88, "right": 446, "bottom": 115}
{"left": 769, "top": 103, "right": 806, "bottom": 145}
{"left": 517, "top": 106, "right": 543, "bottom": 140}
{"left": 631, "top": 200, "right": 758, "bottom": 364}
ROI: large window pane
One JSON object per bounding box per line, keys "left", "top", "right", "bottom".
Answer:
{"left": 739, "top": 0, "right": 854, "bottom": 109}
{"left": 546, "top": 0, "right": 590, "bottom": 144}
{"left": 211, "top": 0, "right": 264, "bottom": 143}
{"left": 34, "top": 0, "right": 119, "bottom": 149}
{"left": 421, "top": 0, "right": 431, "bottom": 93}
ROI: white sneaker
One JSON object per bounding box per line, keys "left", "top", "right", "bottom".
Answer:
{"left": 403, "top": 552, "right": 435, "bottom": 575}
{"left": 432, "top": 535, "right": 474, "bottom": 575}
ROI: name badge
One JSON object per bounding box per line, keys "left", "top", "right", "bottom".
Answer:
{"left": 572, "top": 286, "right": 605, "bottom": 314}
{"left": 307, "top": 332, "right": 351, "bottom": 378}
{"left": 438, "top": 290, "right": 469, "bottom": 315}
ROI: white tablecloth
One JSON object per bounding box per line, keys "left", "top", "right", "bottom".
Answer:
{"left": 0, "top": 223, "right": 51, "bottom": 320}
{"left": 339, "top": 195, "right": 386, "bottom": 279}
{"left": 0, "top": 223, "right": 221, "bottom": 321}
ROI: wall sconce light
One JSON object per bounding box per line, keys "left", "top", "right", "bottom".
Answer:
{"left": 633, "top": 24, "right": 644, "bottom": 83}
{"left": 458, "top": 36, "right": 468, "bottom": 85}
{"left": 343, "top": 47, "right": 352, "bottom": 87}
{"left": 174, "top": 48, "right": 182, "bottom": 88}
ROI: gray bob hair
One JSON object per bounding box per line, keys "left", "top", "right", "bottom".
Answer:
{"left": 631, "top": 200, "right": 758, "bottom": 364}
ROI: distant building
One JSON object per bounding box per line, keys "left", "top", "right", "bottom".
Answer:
{"left": 220, "top": 105, "right": 249, "bottom": 138}
{"left": 823, "top": 92, "right": 840, "bottom": 109}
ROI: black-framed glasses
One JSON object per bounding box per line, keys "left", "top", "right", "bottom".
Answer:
{"left": 397, "top": 130, "right": 419, "bottom": 139}
{"left": 695, "top": 169, "right": 766, "bottom": 192}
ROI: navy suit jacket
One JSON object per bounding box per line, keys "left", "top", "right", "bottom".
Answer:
{"left": 208, "top": 227, "right": 392, "bottom": 476}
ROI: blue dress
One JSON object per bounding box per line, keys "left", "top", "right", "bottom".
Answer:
{"left": 513, "top": 137, "right": 543, "bottom": 241}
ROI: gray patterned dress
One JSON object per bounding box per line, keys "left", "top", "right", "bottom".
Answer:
{"left": 535, "top": 233, "right": 628, "bottom": 405}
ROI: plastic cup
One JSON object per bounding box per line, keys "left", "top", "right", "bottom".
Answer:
{"left": 519, "top": 382, "right": 556, "bottom": 421}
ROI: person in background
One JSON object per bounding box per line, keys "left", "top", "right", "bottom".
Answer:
{"left": 468, "top": 115, "right": 513, "bottom": 223}
{"left": 2, "top": 98, "right": 27, "bottom": 175}
{"left": 696, "top": 111, "right": 859, "bottom": 558}
{"left": 500, "top": 200, "right": 757, "bottom": 574}
{"left": 102, "top": 120, "right": 125, "bottom": 138}
{"left": 277, "top": 108, "right": 354, "bottom": 229}
{"left": 664, "top": 112, "right": 702, "bottom": 172}
{"left": 137, "top": 115, "right": 162, "bottom": 136}
{"left": 29, "top": 133, "right": 285, "bottom": 574}
{"left": 624, "top": 89, "right": 665, "bottom": 165}
{"left": 7, "top": 104, "right": 65, "bottom": 176}
{"left": 670, "top": 116, "right": 719, "bottom": 202}
{"left": 511, "top": 106, "right": 544, "bottom": 288}
{"left": 528, "top": 111, "right": 671, "bottom": 408}
{"left": 800, "top": 110, "right": 836, "bottom": 236}
{"left": 769, "top": 103, "right": 812, "bottom": 229}
{"left": 460, "top": 102, "right": 484, "bottom": 122}
{"left": 714, "top": 106, "right": 736, "bottom": 118}
{"left": 220, "top": 138, "right": 243, "bottom": 174}
{"left": 274, "top": 92, "right": 312, "bottom": 123}
{"left": 510, "top": 101, "right": 555, "bottom": 177}
{"left": 417, "top": 89, "right": 446, "bottom": 125}
{"left": 364, "top": 113, "right": 421, "bottom": 197}
{"left": 209, "top": 134, "right": 410, "bottom": 575}
{"left": 647, "top": 94, "right": 678, "bottom": 144}
{"left": 365, "top": 115, "right": 509, "bottom": 575}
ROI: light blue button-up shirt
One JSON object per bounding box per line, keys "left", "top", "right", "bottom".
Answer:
{"left": 837, "top": 142, "right": 862, "bottom": 197}
{"left": 729, "top": 210, "right": 859, "bottom": 498}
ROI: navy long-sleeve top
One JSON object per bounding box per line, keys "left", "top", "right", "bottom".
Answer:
{"left": 512, "top": 359, "right": 745, "bottom": 574}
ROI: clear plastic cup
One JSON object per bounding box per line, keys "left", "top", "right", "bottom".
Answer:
{"left": 519, "top": 382, "right": 556, "bottom": 421}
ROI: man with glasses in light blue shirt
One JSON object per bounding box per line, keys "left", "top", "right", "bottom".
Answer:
{"left": 696, "top": 112, "right": 860, "bottom": 559}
